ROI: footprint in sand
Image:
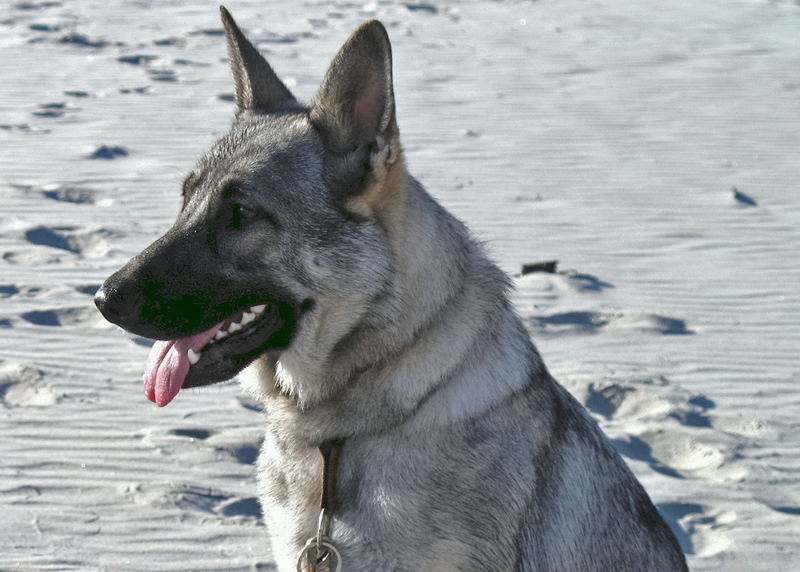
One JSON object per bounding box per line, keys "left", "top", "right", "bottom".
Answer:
{"left": 642, "top": 431, "right": 725, "bottom": 474}
{"left": 580, "top": 379, "right": 750, "bottom": 481}
{"left": 3, "top": 283, "right": 96, "bottom": 300}
{"left": 147, "top": 69, "right": 178, "bottom": 82}
{"left": 0, "top": 484, "right": 42, "bottom": 503}
{"left": 0, "top": 285, "right": 21, "bottom": 298}
{"left": 560, "top": 270, "right": 614, "bottom": 292}
{"left": 173, "top": 58, "right": 210, "bottom": 68}
{"left": 577, "top": 376, "right": 765, "bottom": 482}
{"left": 19, "top": 305, "right": 102, "bottom": 327}
{"left": 29, "top": 22, "right": 62, "bottom": 33}
{"left": 610, "top": 434, "right": 683, "bottom": 479}
{"left": 153, "top": 37, "right": 186, "bottom": 47}
{"left": 614, "top": 429, "right": 748, "bottom": 482}
{"left": 130, "top": 335, "right": 155, "bottom": 348}
{"left": 32, "top": 102, "right": 68, "bottom": 118}
{"left": 140, "top": 426, "right": 224, "bottom": 465}
{"left": 528, "top": 310, "right": 692, "bottom": 336}
{"left": 40, "top": 186, "right": 96, "bottom": 204}
{"left": 119, "top": 86, "right": 151, "bottom": 95}
{"left": 58, "top": 32, "right": 115, "bottom": 49}
{"left": 74, "top": 284, "right": 101, "bottom": 296}
{"left": 228, "top": 442, "right": 260, "bottom": 465}
{"left": 117, "top": 54, "right": 158, "bottom": 66}
{"left": 580, "top": 379, "right": 717, "bottom": 427}
{"left": 583, "top": 381, "right": 673, "bottom": 421}
{"left": 0, "top": 284, "right": 66, "bottom": 299}
{"left": 518, "top": 266, "right": 692, "bottom": 336}
{"left": 140, "top": 425, "right": 263, "bottom": 467}
{"left": 3, "top": 250, "right": 60, "bottom": 265}
{"left": 0, "top": 121, "right": 51, "bottom": 133}
{"left": 0, "top": 361, "right": 58, "bottom": 407}
{"left": 23, "top": 225, "right": 114, "bottom": 258}
{"left": 121, "top": 482, "right": 263, "bottom": 524}
{"left": 516, "top": 268, "right": 614, "bottom": 293}
{"left": 170, "top": 428, "right": 213, "bottom": 440}
{"left": 707, "top": 414, "right": 771, "bottom": 438}
{"left": 657, "top": 502, "right": 735, "bottom": 558}
{"left": 87, "top": 145, "right": 128, "bottom": 159}
{"left": 188, "top": 28, "right": 226, "bottom": 37}
{"left": 12, "top": 182, "right": 102, "bottom": 205}
{"left": 754, "top": 489, "right": 800, "bottom": 518}
{"left": 14, "top": 1, "right": 63, "bottom": 12}
{"left": 238, "top": 395, "right": 263, "bottom": 413}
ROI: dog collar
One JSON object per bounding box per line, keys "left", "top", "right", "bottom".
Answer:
{"left": 296, "top": 440, "right": 344, "bottom": 572}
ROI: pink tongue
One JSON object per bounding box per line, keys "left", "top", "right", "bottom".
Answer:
{"left": 143, "top": 322, "right": 224, "bottom": 407}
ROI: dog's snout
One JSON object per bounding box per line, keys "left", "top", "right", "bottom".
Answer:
{"left": 94, "top": 282, "right": 144, "bottom": 326}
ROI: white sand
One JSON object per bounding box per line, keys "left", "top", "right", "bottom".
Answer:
{"left": 1, "top": 0, "right": 798, "bottom": 569}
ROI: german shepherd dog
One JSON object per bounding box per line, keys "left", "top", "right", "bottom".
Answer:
{"left": 96, "top": 7, "right": 688, "bottom": 571}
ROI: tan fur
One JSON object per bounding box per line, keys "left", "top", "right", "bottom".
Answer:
{"left": 345, "top": 130, "right": 408, "bottom": 232}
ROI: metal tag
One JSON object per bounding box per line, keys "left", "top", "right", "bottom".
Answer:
{"left": 295, "top": 536, "right": 342, "bottom": 572}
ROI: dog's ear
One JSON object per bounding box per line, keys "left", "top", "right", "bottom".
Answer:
{"left": 310, "top": 20, "right": 396, "bottom": 154}
{"left": 219, "top": 6, "right": 297, "bottom": 113}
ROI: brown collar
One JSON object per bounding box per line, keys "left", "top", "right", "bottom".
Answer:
{"left": 297, "top": 440, "right": 345, "bottom": 571}
{"left": 318, "top": 440, "right": 344, "bottom": 515}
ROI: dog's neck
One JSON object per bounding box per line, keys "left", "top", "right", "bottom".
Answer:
{"left": 242, "top": 163, "right": 542, "bottom": 445}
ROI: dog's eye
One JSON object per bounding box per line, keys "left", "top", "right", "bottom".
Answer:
{"left": 230, "top": 203, "right": 256, "bottom": 230}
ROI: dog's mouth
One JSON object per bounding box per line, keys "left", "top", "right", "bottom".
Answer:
{"left": 143, "top": 301, "right": 292, "bottom": 407}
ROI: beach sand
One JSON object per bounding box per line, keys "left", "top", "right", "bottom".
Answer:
{"left": 1, "top": 0, "right": 798, "bottom": 569}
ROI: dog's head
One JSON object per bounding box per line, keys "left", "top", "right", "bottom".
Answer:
{"left": 96, "top": 8, "right": 403, "bottom": 406}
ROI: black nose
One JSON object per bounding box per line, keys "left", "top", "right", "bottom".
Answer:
{"left": 94, "top": 283, "right": 144, "bottom": 326}
{"left": 94, "top": 285, "right": 108, "bottom": 311}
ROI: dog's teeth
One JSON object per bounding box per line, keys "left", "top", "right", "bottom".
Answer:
{"left": 228, "top": 322, "right": 242, "bottom": 333}
{"left": 187, "top": 349, "right": 201, "bottom": 365}
{"left": 215, "top": 330, "right": 228, "bottom": 340}
{"left": 241, "top": 311, "right": 255, "bottom": 325}
{"left": 251, "top": 304, "right": 266, "bottom": 314}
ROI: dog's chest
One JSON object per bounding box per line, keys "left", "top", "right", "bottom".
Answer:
{"left": 256, "top": 430, "right": 523, "bottom": 570}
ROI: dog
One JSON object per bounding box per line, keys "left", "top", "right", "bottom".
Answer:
{"left": 95, "top": 7, "right": 688, "bottom": 571}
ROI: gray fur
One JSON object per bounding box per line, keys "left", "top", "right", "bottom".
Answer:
{"left": 226, "top": 14, "right": 687, "bottom": 571}
{"left": 102, "top": 8, "right": 688, "bottom": 571}
{"left": 219, "top": 6, "right": 298, "bottom": 113}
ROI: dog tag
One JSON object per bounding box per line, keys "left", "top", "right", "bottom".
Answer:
{"left": 296, "top": 536, "right": 342, "bottom": 572}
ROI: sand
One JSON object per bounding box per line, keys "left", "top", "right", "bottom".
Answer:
{"left": 1, "top": 0, "right": 798, "bottom": 570}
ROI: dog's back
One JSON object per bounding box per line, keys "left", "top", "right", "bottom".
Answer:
{"left": 514, "top": 384, "right": 687, "bottom": 571}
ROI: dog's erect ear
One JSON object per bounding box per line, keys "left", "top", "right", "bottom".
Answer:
{"left": 310, "top": 20, "right": 396, "bottom": 153}
{"left": 219, "top": 6, "right": 297, "bottom": 113}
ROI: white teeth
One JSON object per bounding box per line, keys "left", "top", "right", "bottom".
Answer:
{"left": 215, "top": 307, "right": 262, "bottom": 339}
{"left": 187, "top": 349, "right": 201, "bottom": 365}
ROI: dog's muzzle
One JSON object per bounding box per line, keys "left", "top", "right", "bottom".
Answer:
{"left": 94, "top": 283, "right": 144, "bottom": 328}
